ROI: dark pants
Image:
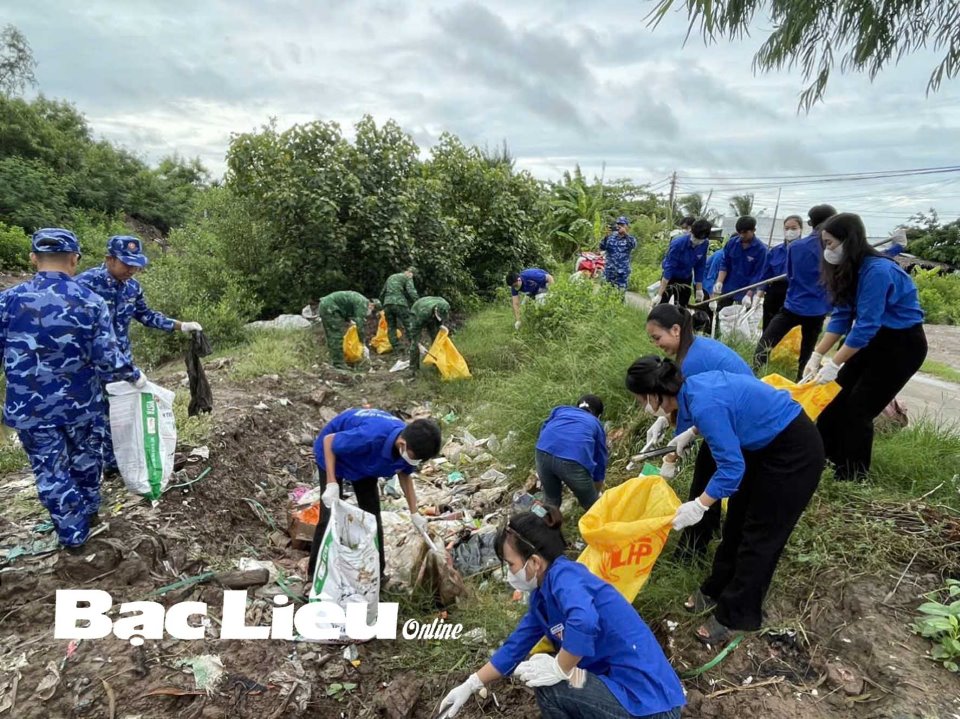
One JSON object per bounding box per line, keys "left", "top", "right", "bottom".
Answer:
{"left": 701, "top": 414, "right": 824, "bottom": 630}
{"left": 761, "top": 281, "right": 787, "bottom": 331}
{"left": 816, "top": 324, "right": 927, "bottom": 481}
{"left": 535, "top": 672, "right": 682, "bottom": 719}
{"left": 753, "top": 309, "right": 826, "bottom": 380}
{"left": 384, "top": 304, "right": 411, "bottom": 349}
{"left": 674, "top": 443, "right": 720, "bottom": 560}
{"left": 409, "top": 318, "right": 441, "bottom": 370}
{"left": 658, "top": 279, "right": 692, "bottom": 308}
{"left": 536, "top": 449, "right": 599, "bottom": 511}
{"left": 307, "top": 476, "right": 385, "bottom": 579}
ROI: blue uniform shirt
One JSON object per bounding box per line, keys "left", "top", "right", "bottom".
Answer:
{"left": 826, "top": 256, "right": 924, "bottom": 349}
{"left": 661, "top": 234, "right": 708, "bottom": 283}
{"left": 760, "top": 243, "right": 788, "bottom": 288}
{"left": 0, "top": 271, "right": 139, "bottom": 431}
{"left": 511, "top": 268, "right": 550, "bottom": 298}
{"left": 76, "top": 264, "right": 176, "bottom": 362}
{"left": 535, "top": 406, "right": 608, "bottom": 483}
{"left": 784, "top": 232, "right": 831, "bottom": 317}
{"left": 719, "top": 236, "right": 768, "bottom": 299}
{"left": 314, "top": 408, "right": 415, "bottom": 481}
{"left": 704, "top": 250, "right": 724, "bottom": 294}
{"left": 599, "top": 232, "right": 637, "bottom": 278}
{"left": 490, "top": 557, "right": 685, "bottom": 716}
{"left": 677, "top": 372, "right": 802, "bottom": 499}
{"left": 681, "top": 336, "right": 753, "bottom": 383}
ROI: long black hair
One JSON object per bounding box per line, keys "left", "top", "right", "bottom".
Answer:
{"left": 625, "top": 356, "right": 685, "bottom": 397}
{"left": 495, "top": 505, "right": 567, "bottom": 563}
{"left": 646, "top": 304, "right": 695, "bottom": 365}
{"left": 819, "top": 212, "right": 887, "bottom": 306}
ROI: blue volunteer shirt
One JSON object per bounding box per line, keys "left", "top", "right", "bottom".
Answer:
{"left": 76, "top": 264, "right": 176, "bottom": 362}
{"left": 680, "top": 336, "right": 753, "bottom": 382}
{"left": 704, "top": 250, "right": 724, "bottom": 294}
{"left": 535, "top": 406, "right": 608, "bottom": 483}
{"left": 490, "top": 557, "right": 685, "bottom": 716}
{"left": 511, "top": 268, "right": 550, "bottom": 298}
{"left": 661, "top": 234, "right": 708, "bottom": 283}
{"left": 719, "top": 236, "right": 768, "bottom": 299}
{"left": 760, "top": 243, "right": 788, "bottom": 288}
{"left": 826, "top": 256, "right": 924, "bottom": 349}
{"left": 314, "top": 408, "right": 415, "bottom": 481}
{"left": 0, "top": 272, "right": 139, "bottom": 430}
{"left": 783, "top": 232, "right": 830, "bottom": 317}
{"left": 677, "top": 372, "right": 802, "bottom": 499}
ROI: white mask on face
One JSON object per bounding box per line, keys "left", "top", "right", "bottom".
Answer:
{"left": 784, "top": 229, "right": 801, "bottom": 242}
{"left": 506, "top": 559, "right": 539, "bottom": 591}
{"left": 654, "top": 407, "right": 670, "bottom": 418}
{"left": 400, "top": 444, "right": 421, "bottom": 466}
{"left": 690, "top": 236, "right": 707, "bottom": 246}
{"left": 823, "top": 244, "right": 844, "bottom": 265}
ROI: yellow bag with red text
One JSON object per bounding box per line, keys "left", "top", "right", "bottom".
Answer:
{"left": 370, "top": 312, "right": 399, "bottom": 354}
{"left": 761, "top": 373, "right": 841, "bottom": 421}
{"left": 423, "top": 327, "right": 471, "bottom": 380}
{"left": 342, "top": 325, "right": 364, "bottom": 365}
{"left": 770, "top": 325, "right": 802, "bottom": 364}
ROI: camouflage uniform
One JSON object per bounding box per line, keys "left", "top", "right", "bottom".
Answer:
{"left": 380, "top": 272, "right": 418, "bottom": 349}
{"left": 319, "top": 291, "right": 370, "bottom": 367}
{"left": 0, "top": 231, "right": 140, "bottom": 547}
{"left": 408, "top": 297, "right": 450, "bottom": 370}
{"left": 76, "top": 262, "right": 175, "bottom": 471}
{"left": 599, "top": 228, "right": 637, "bottom": 291}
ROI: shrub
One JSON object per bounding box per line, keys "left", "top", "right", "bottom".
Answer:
{"left": 0, "top": 221, "right": 31, "bottom": 270}
{"left": 913, "top": 267, "right": 960, "bottom": 325}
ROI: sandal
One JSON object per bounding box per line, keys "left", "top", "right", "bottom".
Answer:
{"left": 694, "top": 616, "right": 735, "bottom": 646}
{"left": 684, "top": 589, "right": 717, "bottom": 614}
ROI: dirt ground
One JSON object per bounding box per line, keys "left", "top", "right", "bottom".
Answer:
{"left": 1, "top": 337, "right": 959, "bottom": 718}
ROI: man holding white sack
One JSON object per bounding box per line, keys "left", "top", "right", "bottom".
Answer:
{"left": 77, "top": 235, "right": 202, "bottom": 475}
{"left": 0, "top": 229, "right": 144, "bottom": 551}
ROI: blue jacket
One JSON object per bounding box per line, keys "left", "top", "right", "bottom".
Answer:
{"left": 783, "top": 232, "right": 830, "bottom": 317}
{"left": 0, "top": 272, "right": 140, "bottom": 431}
{"left": 600, "top": 232, "right": 637, "bottom": 276}
{"left": 490, "top": 557, "right": 685, "bottom": 716}
{"left": 680, "top": 336, "right": 753, "bottom": 382}
{"left": 704, "top": 250, "right": 724, "bottom": 295}
{"left": 826, "top": 256, "right": 924, "bottom": 349}
{"left": 760, "top": 243, "right": 789, "bottom": 289}
{"left": 76, "top": 264, "right": 176, "bottom": 362}
{"left": 677, "top": 372, "right": 802, "bottom": 499}
{"left": 511, "top": 268, "right": 550, "bottom": 297}
{"left": 535, "top": 406, "right": 608, "bottom": 483}
{"left": 314, "top": 408, "right": 416, "bottom": 481}
{"left": 661, "top": 234, "right": 708, "bottom": 283}
{"left": 719, "top": 236, "right": 768, "bottom": 299}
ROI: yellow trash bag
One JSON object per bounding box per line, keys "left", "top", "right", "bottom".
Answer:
{"left": 342, "top": 325, "right": 364, "bottom": 365}
{"left": 770, "top": 326, "right": 802, "bottom": 364}
{"left": 531, "top": 475, "right": 680, "bottom": 654}
{"left": 423, "top": 328, "right": 471, "bottom": 380}
{"left": 369, "top": 312, "right": 399, "bottom": 354}
{"left": 761, "top": 373, "right": 841, "bottom": 421}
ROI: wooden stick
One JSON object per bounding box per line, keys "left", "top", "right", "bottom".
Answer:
{"left": 705, "top": 675, "right": 784, "bottom": 699}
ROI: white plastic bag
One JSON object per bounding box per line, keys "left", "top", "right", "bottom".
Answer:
{"left": 106, "top": 381, "right": 177, "bottom": 500}
{"left": 308, "top": 499, "right": 380, "bottom": 640}
{"left": 646, "top": 281, "right": 661, "bottom": 301}
{"left": 718, "top": 303, "right": 762, "bottom": 343}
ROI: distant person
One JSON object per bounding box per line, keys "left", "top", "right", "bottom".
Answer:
{"left": 380, "top": 267, "right": 418, "bottom": 350}
{"left": 806, "top": 212, "right": 927, "bottom": 482}
{"left": 507, "top": 268, "right": 554, "bottom": 329}
{"left": 408, "top": 296, "right": 451, "bottom": 371}
{"left": 713, "top": 217, "right": 768, "bottom": 309}
{"left": 754, "top": 215, "right": 800, "bottom": 330}
{"left": 655, "top": 218, "right": 712, "bottom": 306}
{"left": 753, "top": 205, "right": 836, "bottom": 378}
{"left": 535, "top": 395, "right": 608, "bottom": 510}
{"left": 599, "top": 216, "right": 637, "bottom": 293}
{"left": 317, "top": 290, "right": 379, "bottom": 369}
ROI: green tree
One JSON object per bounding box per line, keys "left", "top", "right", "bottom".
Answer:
{"left": 728, "top": 193, "right": 755, "bottom": 216}
{"left": 678, "top": 192, "right": 719, "bottom": 223}
{"left": 0, "top": 156, "right": 69, "bottom": 230}
{"left": 650, "top": 0, "right": 960, "bottom": 109}
{"left": 905, "top": 218, "right": 960, "bottom": 266}
{"left": 0, "top": 25, "right": 37, "bottom": 96}
{"left": 545, "top": 166, "right": 613, "bottom": 256}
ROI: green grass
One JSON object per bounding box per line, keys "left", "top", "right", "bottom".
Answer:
{"left": 921, "top": 359, "right": 960, "bottom": 384}
{"left": 228, "top": 329, "right": 322, "bottom": 380}
{"left": 172, "top": 390, "right": 215, "bottom": 447}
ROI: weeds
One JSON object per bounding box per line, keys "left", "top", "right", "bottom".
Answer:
{"left": 228, "top": 329, "right": 322, "bottom": 380}
{"left": 912, "top": 579, "right": 960, "bottom": 672}
{"left": 921, "top": 359, "right": 960, "bottom": 384}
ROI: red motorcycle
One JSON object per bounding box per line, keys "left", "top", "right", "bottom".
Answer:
{"left": 573, "top": 251, "right": 606, "bottom": 279}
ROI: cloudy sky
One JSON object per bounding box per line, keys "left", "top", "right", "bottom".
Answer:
{"left": 11, "top": 0, "right": 960, "bottom": 236}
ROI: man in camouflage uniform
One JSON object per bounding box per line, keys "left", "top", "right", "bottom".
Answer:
{"left": 318, "top": 290, "right": 380, "bottom": 369}
{"left": 380, "top": 268, "right": 418, "bottom": 350}
{"left": 77, "top": 236, "right": 202, "bottom": 474}
{"left": 599, "top": 216, "right": 638, "bottom": 293}
{"left": 0, "top": 229, "right": 144, "bottom": 549}
{"left": 408, "top": 296, "right": 450, "bottom": 371}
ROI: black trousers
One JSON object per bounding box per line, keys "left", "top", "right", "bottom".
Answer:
{"left": 674, "top": 443, "right": 720, "bottom": 560}
{"left": 753, "top": 309, "right": 826, "bottom": 381}
{"left": 701, "top": 414, "right": 824, "bottom": 630}
{"left": 659, "top": 279, "right": 693, "bottom": 307}
{"left": 816, "top": 324, "right": 927, "bottom": 481}
{"left": 307, "top": 476, "right": 385, "bottom": 579}
{"left": 761, "top": 281, "right": 787, "bottom": 331}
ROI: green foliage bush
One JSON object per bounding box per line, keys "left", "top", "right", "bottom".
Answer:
{"left": 913, "top": 267, "right": 960, "bottom": 324}
{"left": 524, "top": 275, "right": 625, "bottom": 341}
{"left": 0, "top": 221, "right": 31, "bottom": 270}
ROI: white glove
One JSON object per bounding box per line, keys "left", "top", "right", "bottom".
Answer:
{"left": 713, "top": 281, "right": 723, "bottom": 296}
{"left": 672, "top": 498, "right": 709, "bottom": 531}
{"left": 514, "top": 654, "right": 585, "bottom": 688}
{"left": 438, "top": 673, "right": 483, "bottom": 718}
{"left": 659, "top": 459, "right": 677, "bottom": 480}
{"left": 646, "top": 416, "right": 670, "bottom": 449}
{"left": 514, "top": 320, "right": 521, "bottom": 330}
{"left": 321, "top": 482, "right": 339, "bottom": 507}
{"left": 411, "top": 513, "right": 428, "bottom": 532}
{"left": 741, "top": 294, "right": 752, "bottom": 309}
{"left": 179, "top": 321, "right": 203, "bottom": 334}
{"left": 802, "top": 352, "right": 824, "bottom": 382}
{"left": 815, "top": 359, "right": 842, "bottom": 384}
{"left": 667, "top": 427, "right": 698, "bottom": 458}
{"left": 133, "top": 372, "right": 148, "bottom": 389}
{"left": 695, "top": 288, "right": 704, "bottom": 303}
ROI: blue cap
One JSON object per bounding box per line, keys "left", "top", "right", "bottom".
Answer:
{"left": 107, "top": 235, "right": 148, "bottom": 267}
{"left": 32, "top": 228, "right": 81, "bottom": 255}
{"left": 616, "top": 216, "right": 629, "bottom": 225}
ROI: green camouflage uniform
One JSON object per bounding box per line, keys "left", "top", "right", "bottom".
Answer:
{"left": 380, "top": 272, "right": 419, "bottom": 349}
{"left": 319, "top": 291, "right": 369, "bottom": 367}
{"left": 409, "top": 297, "right": 450, "bottom": 370}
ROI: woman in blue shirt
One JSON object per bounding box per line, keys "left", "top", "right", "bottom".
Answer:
{"left": 535, "top": 395, "right": 607, "bottom": 510}
{"left": 625, "top": 357, "right": 824, "bottom": 642}
{"left": 645, "top": 303, "right": 753, "bottom": 562}
{"left": 438, "top": 507, "right": 685, "bottom": 719}
{"left": 805, "top": 212, "right": 927, "bottom": 481}
{"left": 753, "top": 204, "right": 836, "bottom": 379}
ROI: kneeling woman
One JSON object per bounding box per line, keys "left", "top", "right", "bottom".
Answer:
{"left": 625, "top": 357, "right": 824, "bottom": 642}
{"left": 438, "top": 507, "right": 685, "bottom": 719}
{"left": 535, "top": 394, "right": 607, "bottom": 511}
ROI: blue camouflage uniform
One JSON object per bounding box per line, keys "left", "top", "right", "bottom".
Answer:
{"left": 599, "top": 217, "right": 637, "bottom": 290}
{"left": 76, "top": 236, "right": 175, "bottom": 470}
{"left": 0, "top": 229, "right": 140, "bottom": 547}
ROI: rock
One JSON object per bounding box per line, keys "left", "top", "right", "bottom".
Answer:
{"left": 306, "top": 389, "right": 328, "bottom": 407}
{"left": 826, "top": 662, "right": 864, "bottom": 696}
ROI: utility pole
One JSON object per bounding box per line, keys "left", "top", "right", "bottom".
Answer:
{"left": 767, "top": 187, "right": 782, "bottom": 248}
{"left": 667, "top": 171, "right": 678, "bottom": 227}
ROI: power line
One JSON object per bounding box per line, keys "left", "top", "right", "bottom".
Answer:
{"left": 677, "top": 164, "right": 960, "bottom": 184}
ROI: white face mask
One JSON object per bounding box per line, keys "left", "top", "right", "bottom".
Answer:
{"left": 506, "top": 559, "right": 539, "bottom": 592}
{"left": 823, "top": 244, "right": 844, "bottom": 265}
{"left": 690, "top": 237, "right": 707, "bottom": 246}
{"left": 644, "top": 400, "right": 670, "bottom": 418}
{"left": 400, "top": 444, "right": 421, "bottom": 466}
{"left": 784, "top": 229, "right": 801, "bottom": 242}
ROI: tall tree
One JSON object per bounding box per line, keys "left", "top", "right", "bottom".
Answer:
{"left": 678, "top": 192, "right": 719, "bottom": 223}
{"left": 728, "top": 193, "right": 755, "bottom": 216}
{"left": 0, "top": 25, "right": 37, "bottom": 96}
{"left": 650, "top": 0, "right": 960, "bottom": 109}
